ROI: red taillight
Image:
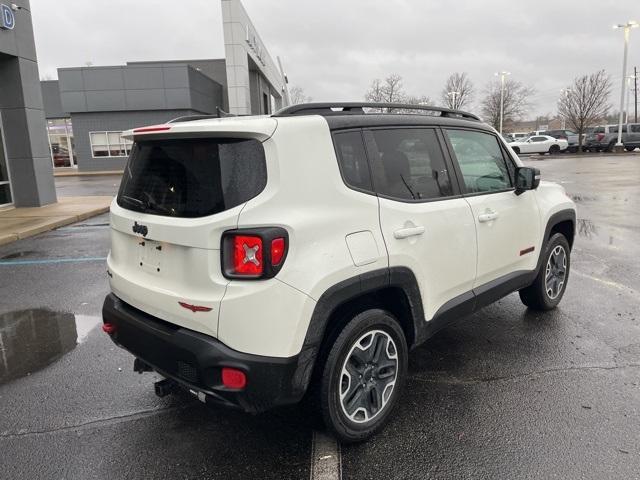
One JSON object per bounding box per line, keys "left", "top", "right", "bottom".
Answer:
{"left": 233, "top": 235, "right": 263, "bottom": 276}
{"left": 102, "top": 323, "right": 117, "bottom": 335}
{"left": 221, "top": 367, "right": 247, "bottom": 389}
{"left": 222, "top": 228, "right": 288, "bottom": 279}
{"left": 271, "top": 237, "right": 285, "bottom": 265}
{"left": 133, "top": 125, "right": 171, "bottom": 133}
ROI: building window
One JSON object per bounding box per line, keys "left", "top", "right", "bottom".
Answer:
{"left": 90, "top": 131, "right": 133, "bottom": 158}
{"left": 47, "top": 118, "right": 76, "bottom": 168}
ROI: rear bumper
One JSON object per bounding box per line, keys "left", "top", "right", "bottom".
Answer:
{"left": 102, "top": 293, "right": 306, "bottom": 413}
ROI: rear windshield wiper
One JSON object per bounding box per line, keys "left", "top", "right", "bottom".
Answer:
{"left": 119, "top": 195, "right": 148, "bottom": 210}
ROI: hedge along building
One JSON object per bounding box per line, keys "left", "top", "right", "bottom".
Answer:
{"left": 39, "top": 0, "right": 290, "bottom": 172}
{"left": 0, "top": 0, "right": 56, "bottom": 207}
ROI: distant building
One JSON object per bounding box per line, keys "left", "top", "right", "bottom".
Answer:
{"left": 40, "top": 0, "right": 289, "bottom": 172}
{"left": 0, "top": 0, "right": 290, "bottom": 207}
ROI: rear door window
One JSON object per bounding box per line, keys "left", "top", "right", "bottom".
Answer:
{"left": 368, "top": 128, "right": 454, "bottom": 201}
{"left": 118, "top": 138, "right": 266, "bottom": 218}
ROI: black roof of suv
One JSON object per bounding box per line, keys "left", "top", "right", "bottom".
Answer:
{"left": 273, "top": 102, "right": 491, "bottom": 132}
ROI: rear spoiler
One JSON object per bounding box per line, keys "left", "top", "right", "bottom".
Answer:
{"left": 122, "top": 116, "right": 278, "bottom": 142}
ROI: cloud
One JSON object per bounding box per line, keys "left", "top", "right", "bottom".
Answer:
{"left": 30, "top": 0, "right": 640, "bottom": 117}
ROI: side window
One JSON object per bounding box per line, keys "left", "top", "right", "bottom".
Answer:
{"left": 333, "top": 131, "right": 372, "bottom": 191}
{"left": 532, "top": 136, "right": 546, "bottom": 142}
{"left": 632, "top": 124, "right": 640, "bottom": 133}
{"left": 369, "top": 128, "right": 453, "bottom": 201}
{"left": 445, "top": 129, "right": 513, "bottom": 194}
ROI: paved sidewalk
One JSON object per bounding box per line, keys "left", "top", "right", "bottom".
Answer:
{"left": 0, "top": 196, "right": 112, "bottom": 246}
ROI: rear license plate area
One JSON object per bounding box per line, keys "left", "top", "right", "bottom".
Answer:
{"left": 137, "top": 239, "right": 162, "bottom": 274}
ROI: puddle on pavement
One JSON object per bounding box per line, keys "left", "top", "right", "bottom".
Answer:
{"left": 0, "top": 309, "right": 101, "bottom": 385}
{"left": 571, "top": 194, "right": 598, "bottom": 202}
{"left": 577, "top": 218, "right": 598, "bottom": 239}
{"left": 576, "top": 218, "right": 625, "bottom": 247}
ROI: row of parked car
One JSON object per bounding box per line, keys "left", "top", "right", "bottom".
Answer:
{"left": 503, "top": 124, "right": 640, "bottom": 154}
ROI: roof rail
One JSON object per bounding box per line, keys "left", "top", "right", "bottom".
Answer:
{"left": 273, "top": 102, "right": 481, "bottom": 121}
{"left": 168, "top": 108, "right": 242, "bottom": 124}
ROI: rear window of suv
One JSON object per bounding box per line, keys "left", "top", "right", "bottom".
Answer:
{"left": 117, "top": 137, "right": 267, "bottom": 218}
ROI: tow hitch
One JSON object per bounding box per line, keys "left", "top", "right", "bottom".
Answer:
{"left": 154, "top": 378, "right": 178, "bottom": 398}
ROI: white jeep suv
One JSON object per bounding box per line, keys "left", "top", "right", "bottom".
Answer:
{"left": 102, "top": 102, "right": 576, "bottom": 442}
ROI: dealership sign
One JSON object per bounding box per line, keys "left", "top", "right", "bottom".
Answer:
{"left": 245, "top": 25, "right": 266, "bottom": 67}
{"left": 0, "top": 4, "right": 15, "bottom": 30}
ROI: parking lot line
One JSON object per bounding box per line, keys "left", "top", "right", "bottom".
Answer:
{"left": 310, "top": 431, "right": 341, "bottom": 480}
{"left": 0, "top": 256, "right": 107, "bottom": 266}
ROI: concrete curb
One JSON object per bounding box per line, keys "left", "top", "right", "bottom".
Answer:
{"left": 54, "top": 170, "right": 123, "bottom": 177}
{"left": 521, "top": 151, "right": 640, "bottom": 159}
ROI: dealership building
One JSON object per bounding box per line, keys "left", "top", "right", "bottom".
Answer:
{"left": 0, "top": 0, "right": 289, "bottom": 207}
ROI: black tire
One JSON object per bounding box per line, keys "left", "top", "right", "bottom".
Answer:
{"left": 316, "top": 309, "right": 408, "bottom": 443}
{"left": 625, "top": 146, "right": 636, "bottom": 152}
{"left": 512, "top": 147, "right": 520, "bottom": 154}
{"left": 519, "top": 233, "right": 571, "bottom": 310}
{"left": 549, "top": 145, "right": 560, "bottom": 155}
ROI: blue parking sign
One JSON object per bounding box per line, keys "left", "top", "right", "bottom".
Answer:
{"left": 1, "top": 4, "right": 15, "bottom": 30}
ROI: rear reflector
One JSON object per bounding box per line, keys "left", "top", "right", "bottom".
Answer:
{"left": 133, "top": 125, "right": 171, "bottom": 133}
{"left": 233, "top": 235, "right": 263, "bottom": 275}
{"left": 221, "top": 367, "right": 247, "bottom": 389}
{"left": 102, "top": 323, "right": 117, "bottom": 335}
{"left": 271, "top": 237, "right": 286, "bottom": 265}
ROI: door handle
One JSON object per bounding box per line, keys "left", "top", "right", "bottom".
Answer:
{"left": 478, "top": 210, "right": 499, "bottom": 223}
{"left": 393, "top": 226, "right": 425, "bottom": 239}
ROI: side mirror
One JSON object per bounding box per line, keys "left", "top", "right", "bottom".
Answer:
{"left": 515, "top": 166, "right": 540, "bottom": 195}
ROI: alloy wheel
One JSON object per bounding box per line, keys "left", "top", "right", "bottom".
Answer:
{"left": 545, "top": 245, "right": 567, "bottom": 300}
{"left": 339, "top": 330, "right": 398, "bottom": 423}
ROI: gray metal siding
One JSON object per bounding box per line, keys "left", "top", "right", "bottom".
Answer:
{"left": 58, "top": 65, "right": 223, "bottom": 114}
{"left": 127, "top": 59, "right": 228, "bottom": 110}
{"left": 41, "top": 80, "right": 67, "bottom": 118}
{"left": 71, "top": 110, "right": 200, "bottom": 171}
{"left": 0, "top": 0, "right": 56, "bottom": 206}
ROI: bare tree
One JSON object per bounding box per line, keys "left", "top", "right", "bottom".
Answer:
{"left": 558, "top": 70, "right": 612, "bottom": 151}
{"left": 366, "top": 74, "right": 405, "bottom": 103}
{"left": 440, "top": 72, "right": 474, "bottom": 110}
{"left": 364, "top": 74, "right": 407, "bottom": 111}
{"left": 289, "top": 86, "right": 312, "bottom": 105}
{"left": 481, "top": 79, "right": 535, "bottom": 130}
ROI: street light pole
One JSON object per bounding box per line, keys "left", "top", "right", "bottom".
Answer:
{"left": 613, "top": 21, "right": 638, "bottom": 150}
{"left": 635, "top": 66, "right": 638, "bottom": 123}
{"left": 495, "top": 71, "right": 510, "bottom": 134}
{"left": 447, "top": 91, "right": 460, "bottom": 109}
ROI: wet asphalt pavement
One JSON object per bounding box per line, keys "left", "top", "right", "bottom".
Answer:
{"left": 1, "top": 155, "right": 639, "bottom": 479}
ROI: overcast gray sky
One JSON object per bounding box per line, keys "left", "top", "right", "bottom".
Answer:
{"left": 31, "top": 0, "right": 640, "bottom": 119}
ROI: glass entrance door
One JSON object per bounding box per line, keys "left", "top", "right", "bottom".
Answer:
{"left": 47, "top": 119, "right": 76, "bottom": 168}
{"left": 0, "top": 125, "right": 13, "bottom": 206}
